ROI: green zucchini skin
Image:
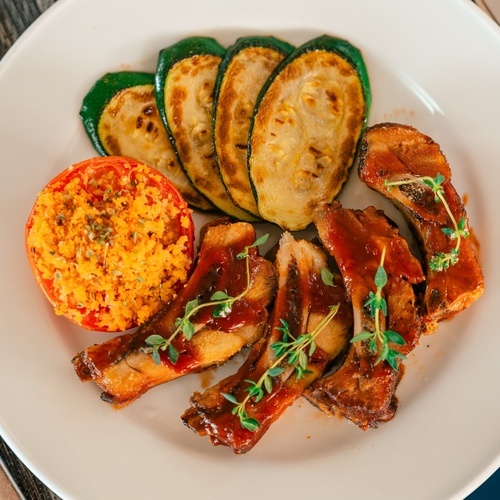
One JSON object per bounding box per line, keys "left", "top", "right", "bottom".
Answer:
{"left": 212, "top": 36, "right": 295, "bottom": 219}
{"left": 155, "top": 37, "right": 226, "bottom": 77}
{"left": 299, "top": 35, "right": 371, "bottom": 114}
{"left": 253, "top": 35, "right": 371, "bottom": 122}
{"left": 79, "top": 71, "right": 213, "bottom": 210}
{"left": 156, "top": 37, "right": 258, "bottom": 220}
{"left": 80, "top": 71, "right": 154, "bottom": 156}
{"left": 248, "top": 34, "right": 372, "bottom": 231}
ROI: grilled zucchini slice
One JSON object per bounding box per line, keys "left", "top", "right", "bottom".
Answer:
{"left": 156, "top": 37, "right": 256, "bottom": 221}
{"left": 248, "top": 35, "right": 371, "bottom": 231}
{"left": 79, "top": 71, "right": 212, "bottom": 210}
{"left": 213, "top": 36, "right": 294, "bottom": 218}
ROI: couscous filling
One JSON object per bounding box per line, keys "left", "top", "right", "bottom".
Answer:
{"left": 27, "top": 164, "right": 192, "bottom": 331}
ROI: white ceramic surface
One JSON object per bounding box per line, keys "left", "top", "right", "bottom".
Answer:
{"left": 0, "top": 0, "right": 499, "bottom": 498}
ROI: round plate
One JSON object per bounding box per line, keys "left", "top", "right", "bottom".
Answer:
{"left": 0, "top": 0, "right": 499, "bottom": 498}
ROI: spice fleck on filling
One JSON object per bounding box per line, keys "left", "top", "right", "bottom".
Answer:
{"left": 27, "top": 164, "right": 192, "bottom": 331}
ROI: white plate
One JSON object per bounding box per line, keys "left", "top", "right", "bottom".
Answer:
{"left": 1, "top": 0, "right": 499, "bottom": 498}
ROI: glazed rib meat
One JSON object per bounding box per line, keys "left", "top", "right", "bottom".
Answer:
{"left": 181, "top": 232, "right": 353, "bottom": 453}
{"left": 304, "top": 202, "right": 426, "bottom": 429}
{"left": 72, "top": 221, "right": 277, "bottom": 409}
{"left": 358, "top": 123, "right": 484, "bottom": 326}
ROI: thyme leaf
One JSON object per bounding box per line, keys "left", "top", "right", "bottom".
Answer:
{"left": 143, "top": 234, "right": 269, "bottom": 364}
{"left": 320, "top": 268, "right": 335, "bottom": 287}
{"left": 385, "top": 174, "right": 469, "bottom": 271}
{"left": 350, "top": 247, "right": 406, "bottom": 371}
{"left": 223, "top": 268, "right": 340, "bottom": 431}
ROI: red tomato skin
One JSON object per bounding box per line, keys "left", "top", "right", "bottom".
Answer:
{"left": 25, "top": 156, "right": 195, "bottom": 332}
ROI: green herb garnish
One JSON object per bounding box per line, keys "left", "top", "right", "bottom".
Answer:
{"left": 385, "top": 173, "right": 469, "bottom": 271}
{"left": 143, "top": 233, "right": 269, "bottom": 365}
{"left": 222, "top": 270, "right": 340, "bottom": 432}
{"left": 350, "top": 247, "right": 406, "bottom": 371}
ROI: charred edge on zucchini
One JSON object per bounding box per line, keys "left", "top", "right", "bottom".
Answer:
{"left": 79, "top": 71, "right": 214, "bottom": 211}
{"left": 212, "top": 36, "right": 295, "bottom": 219}
{"left": 80, "top": 71, "right": 154, "bottom": 156}
{"left": 155, "top": 37, "right": 256, "bottom": 221}
{"left": 247, "top": 34, "right": 371, "bottom": 231}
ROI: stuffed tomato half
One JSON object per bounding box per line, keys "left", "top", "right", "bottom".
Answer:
{"left": 25, "top": 156, "right": 195, "bottom": 332}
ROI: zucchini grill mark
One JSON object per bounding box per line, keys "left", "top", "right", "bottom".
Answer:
{"left": 248, "top": 34, "right": 371, "bottom": 231}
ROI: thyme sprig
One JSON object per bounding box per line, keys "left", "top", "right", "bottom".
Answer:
{"left": 350, "top": 247, "right": 406, "bottom": 371}
{"left": 384, "top": 173, "right": 469, "bottom": 271}
{"left": 222, "top": 270, "right": 339, "bottom": 432}
{"left": 144, "top": 233, "right": 269, "bottom": 365}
